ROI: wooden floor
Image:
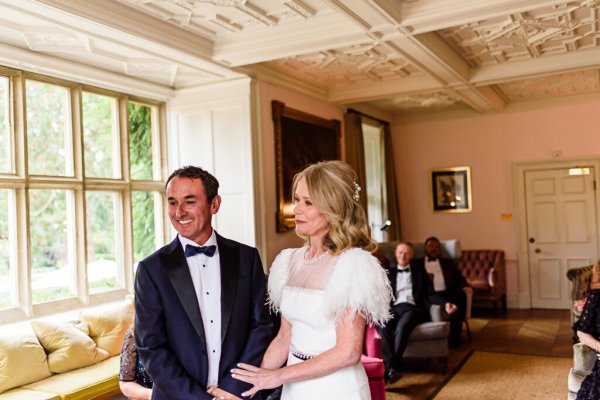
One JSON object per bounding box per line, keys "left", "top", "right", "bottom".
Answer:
{"left": 386, "top": 307, "right": 573, "bottom": 399}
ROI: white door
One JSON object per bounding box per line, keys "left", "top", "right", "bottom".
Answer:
{"left": 525, "top": 167, "right": 598, "bottom": 309}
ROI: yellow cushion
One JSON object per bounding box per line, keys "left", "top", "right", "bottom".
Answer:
{"left": 0, "top": 326, "right": 51, "bottom": 394}
{"left": 30, "top": 320, "right": 108, "bottom": 373}
{"left": 0, "top": 387, "right": 60, "bottom": 400}
{"left": 22, "top": 356, "right": 120, "bottom": 400}
{"left": 79, "top": 297, "right": 134, "bottom": 356}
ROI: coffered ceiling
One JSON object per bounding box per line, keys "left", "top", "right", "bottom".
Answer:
{"left": 1, "top": 0, "right": 600, "bottom": 116}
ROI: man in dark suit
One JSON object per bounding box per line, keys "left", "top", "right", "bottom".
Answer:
{"left": 413, "top": 236, "right": 472, "bottom": 347}
{"left": 134, "top": 166, "right": 273, "bottom": 400}
{"left": 378, "top": 242, "right": 456, "bottom": 384}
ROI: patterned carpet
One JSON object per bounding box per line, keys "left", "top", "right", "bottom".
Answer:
{"left": 427, "top": 350, "right": 571, "bottom": 400}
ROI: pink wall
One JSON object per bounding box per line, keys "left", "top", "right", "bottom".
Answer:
{"left": 257, "top": 82, "right": 345, "bottom": 267}
{"left": 393, "top": 100, "right": 600, "bottom": 303}
{"left": 255, "top": 79, "right": 600, "bottom": 306}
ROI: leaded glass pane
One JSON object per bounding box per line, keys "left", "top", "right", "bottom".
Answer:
{"left": 0, "top": 77, "right": 10, "bottom": 173}
{"left": 26, "top": 80, "right": 73, "bottom": 176}
{"left": 86, "top": 191, "right": 119, "bottom": 294}
{"left": 29, "top": 189, "right": 74, "bottom": 303}
{"left": 83, "top": 92, "right": 119, "bottom": 178}
{"left": 129, "top": 102, "right": 153, "bottom": 180}
{"left": 132, "top": 191, "right": 158, "bottom": 266}
{"left": 0, "top": 189, "right": 13, "bottom": 310}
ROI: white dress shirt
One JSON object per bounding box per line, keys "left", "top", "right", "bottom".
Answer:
{"left": 180, "top": 231, "right": 221, "bottom": 387}
{"left": 425, "top": 258, "right": 446, "bottom": 292}
{"left": 394, "top": 265, "right": 415, "bottom": 305}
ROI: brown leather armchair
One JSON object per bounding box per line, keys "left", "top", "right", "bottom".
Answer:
{"left": 566, "top": 264, "right": 594, "bottom": 341}
{"left": 457, "top": 250, "right": 506, "bottom": 316}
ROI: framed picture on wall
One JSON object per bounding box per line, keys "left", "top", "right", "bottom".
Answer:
{"left": 272, "top": 100, "right": 341, "bottom": 232}
{"left": 430, "top": 166, "right": 472, "bottom": 213}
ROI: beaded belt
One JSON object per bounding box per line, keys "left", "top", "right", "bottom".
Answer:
{"left": 290, "top": 344, "right": 316, "bottom": 361}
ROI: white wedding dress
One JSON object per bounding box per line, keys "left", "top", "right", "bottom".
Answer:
{"left": 268, "top": 247, "right": 391, "bottom": 400}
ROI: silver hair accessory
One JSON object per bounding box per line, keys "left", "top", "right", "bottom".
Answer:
{"left": 353, "top": 181, "right": 361, "bottom": 202}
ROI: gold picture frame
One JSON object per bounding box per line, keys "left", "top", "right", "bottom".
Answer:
{"left": 430, "top": 166, "right": 472, "bottom": 213}
{"left": 272, "top": 100, "right": 341, "bottom": 232}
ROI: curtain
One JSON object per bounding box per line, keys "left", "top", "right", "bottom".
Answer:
{"left": 383, "top": 123, "right": 401, "bottom": 241}
{"left": 343, "top": 112, "right": 368, "bottom": 213}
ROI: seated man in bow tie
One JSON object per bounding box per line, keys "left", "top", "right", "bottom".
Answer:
{"left": 134, "top": 165, "right": 273, "bottom": 400}
{"left": 378, "top": 242, "right": 456, "bottom": 384}
{"left": 415, "top": 236, "right": 472, "bottom": 348}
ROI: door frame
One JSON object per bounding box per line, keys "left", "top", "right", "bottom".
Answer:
{"left": 513, "top": 157, "right": 600, "bottom": 309}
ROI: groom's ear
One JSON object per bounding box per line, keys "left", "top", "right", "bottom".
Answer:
{"left": 210, "top": 195, "right": 221, "bottom": 215}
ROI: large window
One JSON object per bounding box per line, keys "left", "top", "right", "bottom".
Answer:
{"left": 0, "top": 67, "right": 167, "bottom": 322}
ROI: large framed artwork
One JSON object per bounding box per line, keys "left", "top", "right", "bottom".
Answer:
{"left": 272, "top": 100, "right": 341, "bottom": 232}
{"left": 430, "top": 166, "right": 472, "bottom": 213}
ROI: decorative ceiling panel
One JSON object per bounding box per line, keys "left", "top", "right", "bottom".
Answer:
{"left": 438, "top": 1, "right": 600, "bottom": 67}
{"left": 3, "top": 0, "right": 600, "bottom": 114}
{"left": 267, "top": 42, "right": 423, "bottom": 87}
{"left": 24, "top": 29, "right": 90, "bottom": 52}
{"left": 498, "top": 69, "right": 600, "bottom": 101}
{"left": 116, "top": 0, "right": 332, "bottom": 37}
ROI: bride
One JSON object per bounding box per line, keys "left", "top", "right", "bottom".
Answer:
{"left": 231, "top": 160, "right": 391, "bottom": 399}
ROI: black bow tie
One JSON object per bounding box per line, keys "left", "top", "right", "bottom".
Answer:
{"left": 185, "top": 244, "right": 216, "bottom": 258}
{"left": 397, "top": 267, "right": 410, "bottom": 273}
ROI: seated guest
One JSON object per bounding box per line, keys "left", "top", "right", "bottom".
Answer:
{"left": 575, "top": 260, "right": 600, "bottom": 400}
{"left": 119, "top": 325, "right": 153, "bottom": 400}
{"left": 378, "top": 242, "right": 456, "bottom": 384}
{"left": 414, "top": 236, "right": 473, "bottom": 347}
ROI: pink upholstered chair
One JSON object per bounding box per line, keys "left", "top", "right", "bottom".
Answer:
{"left": 362, "top": 325, "right": 386, "bottom": 400}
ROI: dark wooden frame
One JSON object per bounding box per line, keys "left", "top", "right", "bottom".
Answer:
{"left": 430, "top": 166, "right": 472, "bottom": 213}
{"left": 272, "top": 100, "right": 341, "bottom": 232}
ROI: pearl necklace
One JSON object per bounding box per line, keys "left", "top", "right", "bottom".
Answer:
{"left": 303, "top": 249, "right": 328, "bottom": 265}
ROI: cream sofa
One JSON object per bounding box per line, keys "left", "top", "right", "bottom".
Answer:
{"left": 0, "top": 297, "right": 133, "bottom": 400}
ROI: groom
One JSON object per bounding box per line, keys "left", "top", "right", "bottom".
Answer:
{"left": 134, "top": 165, "right": 273, "bottom": 400}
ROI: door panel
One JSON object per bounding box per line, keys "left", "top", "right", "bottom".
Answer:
{"left": 525, "top": 167, "right": 598, "bottom": 309}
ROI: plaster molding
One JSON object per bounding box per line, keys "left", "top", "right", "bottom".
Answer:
{"left": 472, "top": 48, "right": 600, "bottom": 84}
{"left": 329, "top": 74, "right": 441, "bottom": 103}
{"left": 0, "top": 42, "right": 174, "bottom": 100}
{"left": 23, "top": 28, "right": 90, "bottom": 53}
{"left": 402, "top": 0, "right": 568, "bottom": 33}
{"left": 213, "top": 13, "right": 365, "bottom": 66}
{"left": 453, "top": 85, "right": 507, "bottom": 112}
{"left": 237, "top": 64, "right": 330, "bottom": 102}
{"left": 32, "top": 0, "right": 218, "bottom": 63}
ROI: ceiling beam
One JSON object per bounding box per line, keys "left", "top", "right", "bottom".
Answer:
{"left": 328, "top": 74, "right": 441, "bottom": 103}
{"left": 212, "top": 13, "right": 366, "bottom": 67}
{"left": 399, "top": 0, "right": 570, "bottom": 33}
{"left": 452, "top": 85, "right": 507, "bottom": 112}
{"left": 472, "top": 48, "right": 600, "bottom": 84}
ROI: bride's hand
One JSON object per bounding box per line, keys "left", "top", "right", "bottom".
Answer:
{"left": 231, "top": 363, "right": 282, "bottom": 397}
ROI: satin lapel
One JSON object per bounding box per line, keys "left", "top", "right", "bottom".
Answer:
{"left": 217, "top": 234, "right": 239, "bottom": 344}
{"left": 163, "top": 239, "right": 207, "bottom": 352}
{"left": 389, "top": 266, "right": 398, "bottom": 296}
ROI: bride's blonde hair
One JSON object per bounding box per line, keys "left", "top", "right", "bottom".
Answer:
{"left": 291, "top": 160, "right": 376, "bottom": 255}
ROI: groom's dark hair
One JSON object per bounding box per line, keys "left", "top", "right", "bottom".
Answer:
{"left": 166, "top": 165, "right": 219, "bottom": 203}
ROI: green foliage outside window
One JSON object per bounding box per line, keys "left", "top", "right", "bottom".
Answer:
{"left": 132, "top": 191, "right": 156, "bottom": 263}
{"left": 0, "top": 190, "right": 10, "bottom": 309}
{"left": 83, "top": 92, "right": 117, "bottom": 178}
{"left": 0, "top": 77, "right": 9, "bottom": 172}
{"left": 129, "top": 103, "right": 153, "bottom": 180}
{"left": 26, "top": 81, "right": 70, "bottom": 176}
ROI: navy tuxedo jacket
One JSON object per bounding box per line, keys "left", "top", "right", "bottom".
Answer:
{"left": 134, "top": 233, "right": 273, "bottom": 400}
{"left": 387, "top": 261, "right": 445, "bottom": 312}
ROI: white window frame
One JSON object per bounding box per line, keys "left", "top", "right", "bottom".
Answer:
{"left": 0, "top": 66, "right": 169, "bottom": 324}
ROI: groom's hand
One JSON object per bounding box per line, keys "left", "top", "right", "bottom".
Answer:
{"left": 207, "top": 386, "right": 242, "bottom": 400}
